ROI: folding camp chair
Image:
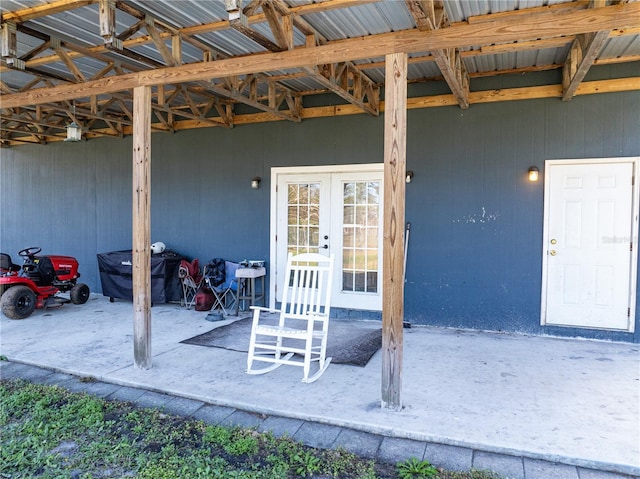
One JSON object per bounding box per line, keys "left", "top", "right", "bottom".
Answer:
{"left": 204, "top": 260, "right": 239, "bottom": 316}
{"left": 178, "top": 258, "right": 202, "bottom": 309}
{"left": 247, "top": 252, "right": 334, "bottom": 383}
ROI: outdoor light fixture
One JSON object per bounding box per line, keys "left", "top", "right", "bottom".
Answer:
{"left": 251, "top": 176, "right": 261, "bottom": 189}
{"left": 405, "top": 171, "right": 414, "bottom": 183}
{"left": 65, "top": 121, "right": 82, "bottom": 142}
{"left": 528, "top": 166, "right": 539, "bottom": 182}
{"left": 64, "top": 103, "right": 82, "bottom": 142}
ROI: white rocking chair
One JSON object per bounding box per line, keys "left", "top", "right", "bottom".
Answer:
{"left": 246, "top": 252, "right": 334, "bottom": 383}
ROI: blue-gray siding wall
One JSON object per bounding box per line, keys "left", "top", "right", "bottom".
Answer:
{"left": 1, "top": 89, "right": 639, "bottom": 342}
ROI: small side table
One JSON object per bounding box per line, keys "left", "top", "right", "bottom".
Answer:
{"left": 235, "top": 266, "right": 266, "bottom": 315}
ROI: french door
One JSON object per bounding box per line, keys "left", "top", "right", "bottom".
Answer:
{"left": 271, "top": 165, "right": 383, "bottom": 310}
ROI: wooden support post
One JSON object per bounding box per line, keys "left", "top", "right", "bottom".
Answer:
{"left": 381, "top": 52, "right": 407, "bottom": 410}
{"left": 132, "top": 85, "right": 152, "bottom": 370}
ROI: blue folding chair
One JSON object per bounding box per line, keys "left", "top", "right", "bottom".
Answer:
{"left": 204, "top": 260, "right": 239, "bottom": 316}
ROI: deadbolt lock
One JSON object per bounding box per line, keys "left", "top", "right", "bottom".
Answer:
{"left": 550, "top": 239, "right": 557, "bottom": 245}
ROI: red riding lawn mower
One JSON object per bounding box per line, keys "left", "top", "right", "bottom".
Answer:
{"left": 0, "top": 247, "right": 90, "bottom": 319}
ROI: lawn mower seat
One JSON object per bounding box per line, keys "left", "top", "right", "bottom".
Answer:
{"left": 23, "top": 256, "right": 55, "bottom": 285}
{"left": 0, "top": 253, "right": 21, "bottom": 275}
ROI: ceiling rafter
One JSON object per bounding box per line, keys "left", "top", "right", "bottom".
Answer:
{"left": 405, "top": 0, "right": 469, "bottom": 109}
{"left": 0, "top": 0, "right": 603, "bottom": 74}
{"left": 4, "top": 0, "right": 631, "bottom": 110}
{"left": 1, "top": 0, "right": 97, "bottom": 23}
{"left": 231, "top": 0, "right": 380, "bottom": 116}
{"left": 100, "top": 0, "right": 299, "bottom": 122}
{"left": 562, "top": 0, "right": 611, "bottom": 101}
{"left": 210, "top": 73, "right": 301, "bottom": 122}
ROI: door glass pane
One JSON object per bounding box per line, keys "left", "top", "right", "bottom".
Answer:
{"left": 287, "top": 183, "right": 321, "bottom": 256}
{"left": 342, "top": 180, "right": 379, "bottom": 293}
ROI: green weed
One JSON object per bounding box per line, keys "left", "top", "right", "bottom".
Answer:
{"left": 397, "top": 457, "right": 438, "bottom": 478}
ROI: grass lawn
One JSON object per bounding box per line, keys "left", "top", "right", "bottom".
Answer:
{"left": 0, "top": 379, "right": 502, "bottom": 479}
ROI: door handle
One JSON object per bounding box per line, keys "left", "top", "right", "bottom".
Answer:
{"left": 318, "top": 244, "right": 328, "bottom": 249}
{"left": 549, "top": 250, "right": 557, "bottom": 256}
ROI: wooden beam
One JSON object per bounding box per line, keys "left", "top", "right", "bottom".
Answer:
{"left": 562, "top": 0, "right": 611, "bottom": 101}
{"left": 381, "top": 52, "right": 407, "bottom": 411}
{"left": 132, "top": 85, "right": 152, "bottom": 370}
{"left": 145, "top": 18, "right": 178, "bottom": 66}
{"left": 262, "top": 0, "right": 294, "bottom": 50}
{"left": 562, "top": 29, "right": 610, "bottom": 100}
{"left": 0, "top": 0, "right": 357, "bottom": 71}
{"left": 2, "top": 2, "right": 635, "bottom": 110}
{"left": 229, "top": 11, "right": 283, "bottom": 51}
{"left": 3, "top": 77, "right": 637, "bottom": 146}
{"left": 1, "top": 0, "right": 96, "bottom": 23}
{"left": 405, "top": 0, "right": 469, "bottom": 109}
{"left": 304, "top": 62, "right": 380, "bottom": 116}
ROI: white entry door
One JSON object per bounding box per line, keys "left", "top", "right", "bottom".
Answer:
{"left": 272, "top": 165, "right": 383, "bottom": 310}
{"left": 541, "top": 158, "right": 639, "bottom": 332}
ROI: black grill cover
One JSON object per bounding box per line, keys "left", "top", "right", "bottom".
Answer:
{"left": 97, "top": 250, "right": 186, "bottom": 303}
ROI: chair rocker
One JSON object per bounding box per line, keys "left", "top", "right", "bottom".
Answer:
{"left": 247, "top": 252, "right": 334, "bottom": 383}
{"left": 178, "top": 259, "right": 202, "bottom": 309}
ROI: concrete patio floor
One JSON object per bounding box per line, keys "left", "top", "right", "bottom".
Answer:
{"left": 1, "top": 294, "right": 638, "bottom": 479}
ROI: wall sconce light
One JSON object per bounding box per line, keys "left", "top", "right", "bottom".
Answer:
{"left": 528, "top": 166, "right": 539, "bottom": 182}
{"left": 405, "top": 171, "right": 414, "bottom": 183}
{"left": 251, "top": 176, "right": 261, "bottom": 189}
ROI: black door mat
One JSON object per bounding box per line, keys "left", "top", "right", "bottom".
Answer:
{"left": 180, "top": 316, "right": 382, "bottom": 367}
